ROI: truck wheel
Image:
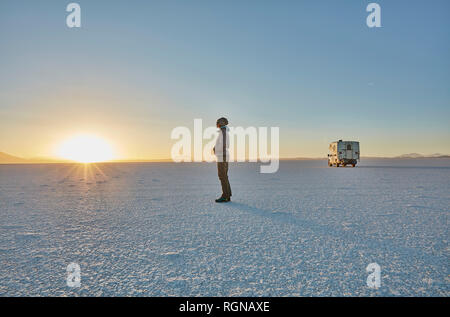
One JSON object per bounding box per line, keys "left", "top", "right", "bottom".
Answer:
{"left": 336, "top": 163, "right": 340, "bottom": 167}
{"left": 352, "top": 164, "right": 356, "bottom": 167}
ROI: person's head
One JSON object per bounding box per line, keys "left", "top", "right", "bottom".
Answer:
{"left": 216, "top": 117, "right": 228, "bottom": 128}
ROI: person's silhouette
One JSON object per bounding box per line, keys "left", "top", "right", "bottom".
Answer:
{"left": 213, "top": 117, "right": 232, "bottom": 203}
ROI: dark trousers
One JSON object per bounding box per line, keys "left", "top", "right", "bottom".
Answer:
{"left": 217, "top": 162, "right": 232, "bottom": 199}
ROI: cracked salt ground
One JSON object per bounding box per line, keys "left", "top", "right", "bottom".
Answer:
{"left": 0, "top": 159, "right": 448, "bottom": 296}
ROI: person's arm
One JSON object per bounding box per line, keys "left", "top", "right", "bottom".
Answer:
{"left": 214, "top": 130, "right": 222, "bottom": 156}
{"left": 222, "top": 128, "right": 227, "bottom": 162}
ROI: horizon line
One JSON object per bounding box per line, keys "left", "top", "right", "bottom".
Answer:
{"left": 1, "top": 155, "right": 449, "bottom": 165}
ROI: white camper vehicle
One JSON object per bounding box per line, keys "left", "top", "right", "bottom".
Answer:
{"left": 328, "top": 140, "right": 360, "bottom": 167}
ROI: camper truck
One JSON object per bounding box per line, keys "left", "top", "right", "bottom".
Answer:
{"left": 328, "top": 140, "right": 360, "bottom": 167}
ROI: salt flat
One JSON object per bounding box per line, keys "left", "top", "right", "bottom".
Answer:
{"left": 0, "top": 159, "right": 448, "bottom": 296}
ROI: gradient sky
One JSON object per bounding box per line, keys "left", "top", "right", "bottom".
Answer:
{"left": 1, "top": 0, "right": 449, "bottom": 159}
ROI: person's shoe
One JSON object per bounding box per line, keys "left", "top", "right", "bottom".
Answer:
{"left": 215, "top": 197, "right": 229, "bottom": 203}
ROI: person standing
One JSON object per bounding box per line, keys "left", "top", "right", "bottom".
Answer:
{"left": 213, "top": 117, "right": 232, "bottom": 203}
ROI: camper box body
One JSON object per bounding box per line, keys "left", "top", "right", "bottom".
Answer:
{"left": 328, "top": 140, "right": 360, "bottom": 167}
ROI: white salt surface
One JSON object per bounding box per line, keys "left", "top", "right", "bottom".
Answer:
{"left": 0, "top": 159, "right": 448, "bottom": 296}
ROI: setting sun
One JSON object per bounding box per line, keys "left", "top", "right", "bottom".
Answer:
{"left": 56, "top": 134, "right": 115, "bottom": 163}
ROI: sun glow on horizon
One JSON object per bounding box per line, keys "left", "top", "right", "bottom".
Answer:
{"left": 56, "top": 134, "right": 115, "bottom": 163}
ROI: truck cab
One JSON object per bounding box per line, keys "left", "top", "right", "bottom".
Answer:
{"left": 328, "top": 140, "right": 360, "bottom": 167}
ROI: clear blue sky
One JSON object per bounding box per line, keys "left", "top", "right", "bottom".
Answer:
{"left": 0, "top": 0, "right": 449, "bottom": 158}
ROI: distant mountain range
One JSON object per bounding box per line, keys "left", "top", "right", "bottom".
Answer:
{"left": 287, "top": 153, "right": 450, "bottom": 160}
{"left": 0, "top": 152, "right": 67, "bottom": 164}
{"left": 394, "top": 153, "right": 450, "bottom": 159}
{"left": 0, "top": 151, "right": 449, "bottom": 164}
{"left": 0, "top": 152, "right": 29, "bottom": 163}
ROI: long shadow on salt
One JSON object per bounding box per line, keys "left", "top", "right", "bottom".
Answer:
{"left": 226, "top": 202, "right": 443, "bottom": 268}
